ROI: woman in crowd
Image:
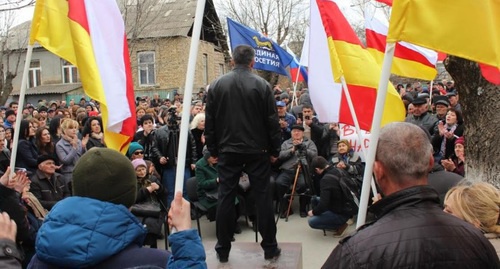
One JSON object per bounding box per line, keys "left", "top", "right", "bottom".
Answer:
{"left": 16, "top": 120, "right": 39, "bottom": 174}
{"left": 136, "top": 107, "right": 146, "bottom": 128}
{"left": 432, "top": 108, "right": 464, "bottom": 162}
{"left": 131, "top": 158, "right": 166, "bottom": 248}
{"left": 127, "top": 142, "right": 145, "bottom": 161}
{"left": 35, "top": 127, "right": 60, "bottom": 166}
{"left": 48, "top": 116, "right": 64, "bottom": 145}
{"left": 441, "top": 136, "right": 465, "bottom": 176}
{"left": 83, "top": 116, "right": 106, "bottom": 150}
{"left": 444, "top": 182, "right": 500, "bottom": 255}
{"left": 56, "top": 119, "right": 87, "bottom": 184}
{"left": 190, "top": 112, "right": 205, "bottom": 161}
{"left": 195, "top": 147, "right": 219, "bottom": 221}
{"left": 330, "top": 139, "right": 364, "bottom": 179}
{"left": 5, "top": 127, "right": 13, "bottom": 150}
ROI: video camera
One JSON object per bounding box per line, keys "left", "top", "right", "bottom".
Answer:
{"left": 167, "top": 107, "right": 181, "bottom": 129}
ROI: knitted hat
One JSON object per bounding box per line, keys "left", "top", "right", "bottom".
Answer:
{"left": 72, "top": 148, "right": 137, "bottom": 208}
{"left": 280, "top": 93, "right": 290, "bottom": 100}
{"left": 37, "top": 154, "right": 56, "bottom": 166}
{"left": 131, "top": 158, "right": 147, "bottom": 170}
{"left": 337, "top": 139, "right": 352, "bottom": 151}
{"left": 455, "top": 136, "right": 465, "bottom": 146}
{"left": 5, "top": 110, "right": 15, "bottom": 118}
{"left": 127, "top": 142, "right": 144, "bottom": 158}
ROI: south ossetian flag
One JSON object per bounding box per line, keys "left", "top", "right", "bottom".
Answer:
{"left": 29, "top": 0, "right": 136, "bottom": 153}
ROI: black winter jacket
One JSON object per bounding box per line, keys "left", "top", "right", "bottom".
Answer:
{"left": 312, "top": 166, "right": 351, "bottom": 216}
{"left": 154, "top": 125, "right": 197, "bottom": 170}
{"left": 30, "top": 170, "right": 70, "bottom": 210}
{"left": 323, "top": 185, "right": 500, "bottom": 269}
{"left": 205, "top": 65, "right": 281, "bottom": 157}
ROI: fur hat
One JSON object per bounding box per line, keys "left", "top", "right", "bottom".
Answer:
{"left": 127, "top": 142, "right": 144, "bottom": 158}
{"left": 337, "top": 139, "right": 352, "bottom": 151}
{"left": 72, "top": 148, "right": 137, "bottom": 208}
{"left": 131, "top": 158, "right": 147, "bottom": 170}
{"left": 37, "top": 155, "right": 56, "bottom": 166}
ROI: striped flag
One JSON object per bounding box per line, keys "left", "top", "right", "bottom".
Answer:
{"left": 365, "top": 9, "right": 438, "bottom": 80}
{"left": 30, "top": 0, "right": 136, "bottom": 153}
{"left": 309, "top": 0, "right": 405, "bottom": 130}
{"left": 285, "top": 44, "right": 308, "bottom": 83}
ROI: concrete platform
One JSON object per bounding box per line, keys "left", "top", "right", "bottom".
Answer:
{"left": 204, "top": 241, "right": 302, "bottom": 269}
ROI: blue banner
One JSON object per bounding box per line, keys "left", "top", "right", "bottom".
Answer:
{"left": 227, "top": 18, "right": 293, "bottom": 76}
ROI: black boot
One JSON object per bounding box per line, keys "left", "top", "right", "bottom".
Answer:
{"left": 299, "top": 195, "right": 309, "bottom": 218}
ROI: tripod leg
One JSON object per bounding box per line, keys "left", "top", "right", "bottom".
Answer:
{"left": 286, "top": 164, "right": 301, "bottom": 222}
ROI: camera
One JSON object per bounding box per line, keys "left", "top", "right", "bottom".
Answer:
{"left": 167, "top": 107, "right": 181, "bottom": 129}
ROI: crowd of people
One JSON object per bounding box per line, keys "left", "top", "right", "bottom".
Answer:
{"left": 0, "top": 44, "right": 499, "bottom": 268}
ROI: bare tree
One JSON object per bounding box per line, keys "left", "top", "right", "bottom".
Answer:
{"left": 445, "top": 57, "right": 500, "bottom": 185}
{"left": 0, "top": 9, "right": 27, "bottom": 105}
{"left": 0, "top": 0, "right": 34, "bottom": 11}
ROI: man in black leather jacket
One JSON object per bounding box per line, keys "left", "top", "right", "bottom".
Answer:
{"left": 323, "top": 122, "right": 499, "bottom": 268}
{"left": 205, "top": 45, "right": 282, "bottom": 263}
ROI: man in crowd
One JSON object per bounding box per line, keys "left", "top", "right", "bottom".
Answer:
{"left": 4, "top": 110, "right": 16, "bottom": 128}
{"left": 276, "top": 125, "right": 317, "bottom": 218}
{"left": 297, "top": 104, "right": 326, "bottom": 157}
{"left": 432, "top": 97, "right": 450, "bottom": 121}
{"left": 322, "top": 122, "right": 499, "bottom": 268}
{"left": 308, "top": 156, "right": 350, "bottom": 236}
{"left": 205, "top": 44, "right": 282, "bottom": 263}
{"left": 447, "top": 91, "right": 462, "bottom": 112}
{"left": 277, "top": 100, "right": 296, "bottom": 143}
{"left": 405, "top": 97, "right": 438, "bottom": 135}
{"left": 30, "top": 155, "right": 70, "bottom": 210}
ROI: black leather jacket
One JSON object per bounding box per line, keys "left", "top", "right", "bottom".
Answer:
{"left": 323, "top": 185, "right": 500, "bottom": 269}
{"left": 205, "top": 65, "right": 281, "bottom": 157}
{"left": 154, "top": 125, "right": 197, "bottom": 170}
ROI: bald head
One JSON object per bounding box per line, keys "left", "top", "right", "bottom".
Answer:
{"left": 375, "top": 122, "right": 433, "bottom": 188}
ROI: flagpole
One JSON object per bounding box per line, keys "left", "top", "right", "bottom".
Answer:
{"left": 9, "top": 45, "right": 34, "bottom": 177}
{"left": 339, "top": 76, "right": 378, "bottom": 198}
{"left": 356, "top": 42, "right": 396, "bottom": 228}
{"left": 291, "top": 63, "right": 302, "bottom": 108}
{"left": 174, "top": 0, "right": 205, "bottom": 196}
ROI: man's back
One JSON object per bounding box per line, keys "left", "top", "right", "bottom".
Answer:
{"left": 323, "top": 186, "right": 499, "bottom": 269}
{"left": 205, "top": 65, "right": 280, "bottom": 156}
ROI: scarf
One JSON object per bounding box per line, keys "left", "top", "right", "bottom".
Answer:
{"left": 91, "top": 132, "right": 103, "bottom": 140}
{"left": 24, "top": 192, "right": 48, "bottom": 220}
{"left": 440, "top": 123, "right": 457, "bottom": 156}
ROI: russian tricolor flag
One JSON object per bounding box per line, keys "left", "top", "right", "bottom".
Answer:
{"left": 285, "top": 44, "right": 308, "bottom": 83}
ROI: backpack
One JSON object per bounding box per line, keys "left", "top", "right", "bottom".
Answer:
{"left": 336, "top": 169, "right": 363, "bottom": 216}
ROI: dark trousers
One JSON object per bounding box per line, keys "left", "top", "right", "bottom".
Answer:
{"left": 215, "top": 152, "right": 277, "bottom": 256}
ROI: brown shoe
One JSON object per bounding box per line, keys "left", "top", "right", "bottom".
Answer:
{"left": 333, "top": 223, "right": 348, "bottom": 237}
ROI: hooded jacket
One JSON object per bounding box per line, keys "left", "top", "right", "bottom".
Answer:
{"left": 29, "top": 197, "right": 169, "bottom": 268}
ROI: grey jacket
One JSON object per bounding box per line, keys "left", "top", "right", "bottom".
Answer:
{"left": 55, "top": 138, "right": 85, "bottom": 183}
{"left": 0, "top": 239, "right": 21, "bottom": 269}
{"left": 278, "top": 138, "right": 317, "bottom": 170}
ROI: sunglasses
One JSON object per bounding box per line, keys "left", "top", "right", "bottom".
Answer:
{"left": 133, "top": 151, "right": 144, "bottom": 155}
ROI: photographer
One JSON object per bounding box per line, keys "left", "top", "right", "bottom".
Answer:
{"left": 276, "top": 125, "right": 317, "bottom": 218}
{"left": 296, "top": 104, "right": 327, "bottom": 158}
{"left": 155, "top": 109, "right": 197, "bottom": 206}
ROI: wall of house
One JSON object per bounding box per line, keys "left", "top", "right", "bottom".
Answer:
{"left": 129, "top": 36, "right": 228, "bottom": 95}
{"left": 10, "top": 48, "right": 66, "bottom": 92}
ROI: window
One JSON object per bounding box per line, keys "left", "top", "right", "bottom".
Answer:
{"left": 138, "top": 51, "right": 156, "bottom": 86}
{"left": 28, "top": 60, "right": 41, "bottom": 88}
{"left": 62, "top": 60, "right": 79, "bottom": 83}
{"left": 202, "top": 53, "right": 208, "bottom": 85}
{"left": 219, "top": 63, "right": 225, "bottom": 76}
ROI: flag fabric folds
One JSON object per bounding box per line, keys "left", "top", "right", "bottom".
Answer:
{"left": 387, "top": 0, "right": 500, "bottom": 70}
{"left": 309, "top": 0, "right": 405, "bottom": 130}
{"left": 365, "top": 11, "right": 438, "bottom": 80}
{"left": 227, "top": 18, "right": 293, "bottom": 76}
{"left": 285, "top": 44, "right": 308, "bottom": 83}
{"left": 375, "top": 0, "right": 392, "bottom": 5}
{"left": 30, "top": 0, "right": 136, "bottom": 153}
